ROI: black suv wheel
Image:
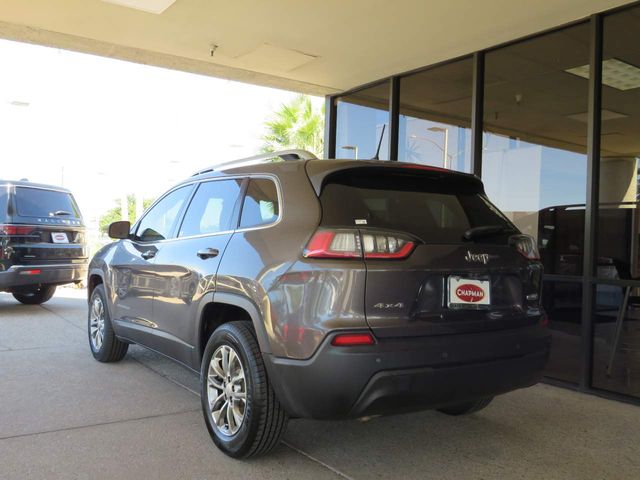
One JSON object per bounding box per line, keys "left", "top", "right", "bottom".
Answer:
{"left": 200, "top": 321, "right": 288, "bottom": 458}
{"left": 12, "top": 285, "right": 56, "bottom": 305}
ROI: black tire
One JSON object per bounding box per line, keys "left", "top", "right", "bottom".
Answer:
{"left": 88, "top": 284, "right": 128, "bottom": 362}
{"left": 12, "top": 285, "right": 57, "bottom": 304}
{"left": 438, "top": 397, "right": 493, "bottom": 416}
{"left": 200, "top": 321, "right": 288, "bottom": 458}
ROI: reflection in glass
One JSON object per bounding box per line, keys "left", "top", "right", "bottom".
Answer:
{"left": 398, "top": 58, "right": 472, "bottom": 172}
{"left": 480, "top": 24, "right": 591, "bottom": 386}
{"left": 592, "top": 283, "right": 640, "bottom": 397}
{"left": 481, "top": 24, "right": 590, "bottom": 275}
{"left": 595, "top": 7, "right": 640, "bottom": 284}
{"left": 542, "top": 281, "right": 583, "bottom": 384}
{"left": 335, "top": 81, "right": 389, "bottom": 160}
{"left": 591, "top": 6, "right": 640, "bottom": 400}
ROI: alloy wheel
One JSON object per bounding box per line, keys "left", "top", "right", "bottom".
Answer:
{"left": 89, "top": 296, "right": 106, "bottom": 351}
{"left": 207, "top": 344, "right": 247, "bottom": 436}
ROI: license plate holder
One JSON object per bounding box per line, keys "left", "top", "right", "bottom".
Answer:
{"left": 51, "top": 232, "right": 69, "bottom": 244}
{"left": 448, "top": 276, "right": 491, "bottom": 308}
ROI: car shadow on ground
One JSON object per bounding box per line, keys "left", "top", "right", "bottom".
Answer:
{"left": 1, "top": 290, "right": 638, "bottom": 480}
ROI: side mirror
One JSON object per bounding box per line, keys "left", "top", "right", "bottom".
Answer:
{"left": 108, "top": 221, "right": 131, "bottom": 240}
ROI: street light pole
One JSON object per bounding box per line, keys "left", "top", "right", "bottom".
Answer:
{"left": 427, "top": 126, "right": 449, "bottom": 169}
{"left": 121, "top": 194, "right": 129, "bottom": 222}
{"left": 340, "top": 145, "right": 359, "bottom": 160}
{"left": 443, "top": 128, "right": 449, "bottom": 169}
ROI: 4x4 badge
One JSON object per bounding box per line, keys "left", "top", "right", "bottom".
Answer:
{"left": 373, "top": 302, "right": 405, "bottom": 309}
{"left": 464, "top": 251, "right": 495, "bottom": 264}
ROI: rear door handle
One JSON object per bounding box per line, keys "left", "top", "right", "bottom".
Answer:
{"left": 197, "top": 248, "right": 219, "bottom": 259}
{"left": 141, "top": 250, "right": 156, "bottom": 260}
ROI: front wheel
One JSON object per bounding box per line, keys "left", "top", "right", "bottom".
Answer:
{"left": 88, "top": 285, "right": 128, "bottom": 362}
{"left": 200, "top": 321, "right": 288, "bottom": 458}
{"left": 438, "top": 397, "right": 493, "bottom": 416}
{"left": 12, "top": 285, "right": 56, "bottom": 304}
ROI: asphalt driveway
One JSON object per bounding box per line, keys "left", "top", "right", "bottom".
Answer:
{"left": 1, "top": 288, "right": 638, "bottom": 479}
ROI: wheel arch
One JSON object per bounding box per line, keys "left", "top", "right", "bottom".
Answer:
{"left": 87, "top": 269, "right": 105, "bottom": 299}
{"left": 195, "top": 292, "right": 272, "bottom": 365}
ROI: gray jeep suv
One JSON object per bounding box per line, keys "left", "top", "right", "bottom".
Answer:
{"left": 87, "top": 150, "right": 550, "bottom": 458}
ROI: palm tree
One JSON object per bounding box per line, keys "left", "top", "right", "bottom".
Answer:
{"left": 262, "top": 95, "right": 324, "bottom": 157}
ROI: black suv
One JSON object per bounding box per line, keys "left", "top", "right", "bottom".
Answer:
{"left": 0, "top": 180, "right": 87, "bottom": 304}
{"left": 88, "top": 151, "right": 550, "bottom": 458}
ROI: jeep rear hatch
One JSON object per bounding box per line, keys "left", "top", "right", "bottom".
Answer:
{"left": 311, "top": 166, "right": 542, "bottom": 338}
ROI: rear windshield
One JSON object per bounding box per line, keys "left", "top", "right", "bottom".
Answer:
{"left": 319, "top": 170, "right": 515, "bottom": 244}
{"left": 15, "top": 187, "right": 81, "bottom": 219}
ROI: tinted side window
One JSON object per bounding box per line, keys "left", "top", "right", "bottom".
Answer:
{"left": 0, "top": 187, "right": 8, "bottom": 222}
{"left": 240, "top": 179, "right": 279, "bottom": 228}
{"left": 136, "top": 185, "right": 191, "bottom": 242}
{"left": 179, "top": 180, "right": 242, "bottom": 237}
{"left": 15, "top": 187, "right": 81, "bottom": 218}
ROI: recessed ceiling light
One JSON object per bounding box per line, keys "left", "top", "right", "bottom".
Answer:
{"left": 8, "top": 100, "right": 30, "bottom": 107}
{"left": 101, "top": 0, "right": 177, "bottom": 15}
{"left": 566, "top": 58, "right": 640, "bottom": 91}
{"left": 566, "top": 109, "right": 628, "bottom": 123}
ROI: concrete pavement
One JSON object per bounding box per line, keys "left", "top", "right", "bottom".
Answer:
{"left": 1, "top": 288, "right": 638, "bottom": 479}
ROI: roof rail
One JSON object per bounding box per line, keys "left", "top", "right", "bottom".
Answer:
{"left": 192, "top": 149, "right": 318, "bottom": 176}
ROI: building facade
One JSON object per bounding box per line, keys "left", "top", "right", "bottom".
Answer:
{"left": 324, "top": 2, "right": 640, "bottom": 404}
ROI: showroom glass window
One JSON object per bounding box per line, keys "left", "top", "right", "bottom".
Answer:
{"left": 591, "top": 6, "right": 640, "bottom": 400}
{"left": 481, "top": 23, "right": 591, "bottom": 384}
{"left": 399, "top": 58, "right": 473, "bottom": 172}
{"left": 335, "top": 81, "right": 390, "bottom": 160}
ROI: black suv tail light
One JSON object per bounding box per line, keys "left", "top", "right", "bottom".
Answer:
{"left": 0, "top": 225, "right": 35, "bottom": 236}
{"left": 0, "top": 225, "right": 42, "bottom": 244}
{"left": 304, "top": 229, "right": 416, "bottom": 260}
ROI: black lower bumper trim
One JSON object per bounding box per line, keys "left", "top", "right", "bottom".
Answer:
{"left": 350, "top": 350, "right": 547, "bottom": 417}
{"left": 0, "top": 263, "right": 87, "bottom": 290}
{"left": 263, "top": 324, "right": 551, "bottom": 419}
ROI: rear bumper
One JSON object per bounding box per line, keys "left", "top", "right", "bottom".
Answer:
{"left": 0, "top": 263, "right": 87, "bottom": 290}
{"left": 263, "top": 324, "right": 551, "bottom": 419}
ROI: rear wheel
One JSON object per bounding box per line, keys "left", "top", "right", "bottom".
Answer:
{"left": 438, "top": 397, "right": 493, "bottom": 416}
{"left": 88, "top": 285, "right": 128, "bottom": 362}
{"left": 200, "top": 321, "right": 288, "bottom": 458}
{"left": 12, "top": 285, "right": 56, "bottom": 304}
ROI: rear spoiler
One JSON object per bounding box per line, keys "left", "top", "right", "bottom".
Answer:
{"left": 304, "top": 160, "right": 483, "bottom": 196}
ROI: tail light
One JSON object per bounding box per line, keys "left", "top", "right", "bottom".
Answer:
{"left": 304, "top": 229, "right": 362, "bottom": 259}
{"left": 0, "top": 225, "right": 35, "bottom": 236}
{"left": 361, "top": 232, "right": 416, "bottom": 259}
{"left": 304, "top": 229, "right": 416, "bottom": 260}
{"left": 331, "top": 332, "right": 375, "bottom": 346}
{"left": 509, "top": 234, "right": 540, "bottom": 260}
{"left": 19, "top": 269, "right": 41, "bottom": 276}
{"left": 403, "top": 164, "right": 449, "bottom": 173}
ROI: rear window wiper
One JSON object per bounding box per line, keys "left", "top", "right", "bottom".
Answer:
{"left": 51, "top": 210, "right": 73, "bottom": 216}
{"left": 463, "top": 225, "right": 514, "bottom": 240}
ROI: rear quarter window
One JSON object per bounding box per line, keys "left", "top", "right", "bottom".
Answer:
{"left": 239, "top": 179, "right": 280, "bottom": 228}
{"left": 15, "top": 187, "right": 81, "bottom": 219}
